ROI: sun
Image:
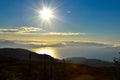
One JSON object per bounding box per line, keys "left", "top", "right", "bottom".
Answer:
{"left": 39, "top": 8, "right": 54, "bottom": 21}
{"left": 36, "top": 3, "right": 60, "bottom": 26}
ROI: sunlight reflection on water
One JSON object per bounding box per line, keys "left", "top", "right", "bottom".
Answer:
{"left": 32, "top": 47, "right": 59, "bottom": 58}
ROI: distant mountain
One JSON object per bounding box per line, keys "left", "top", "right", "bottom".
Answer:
{"left": 0, "top": 48, "right": 54, "bottom": 61}
{"left": 65, "top": 57, "right": 114, "bottom": 67}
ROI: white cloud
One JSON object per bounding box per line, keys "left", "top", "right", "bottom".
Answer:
{"left": 0, "top": 27, "right": 85, "bottom": 36}
{"left": 0, "top": 27, "right": 44, "bottom": 33}
{"left": 0, "top": 40, "right": 114, "bottom": 48}
{"left": 18, "top": 27, "right": 44, "bottom": 32}
{"left": 0, "top": 40, "right": 119, "bottom": 61}
{"left": 39, "top": 32, "right": 85, "bottom": 36}
{"left": 0, "top": 29, "right": 19, "bottom": 32}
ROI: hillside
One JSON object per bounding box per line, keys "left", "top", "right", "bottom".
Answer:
{"left": 65, "top": 57, "right": 114, "bottom": 67}
{"left": 0, "top": 48, "right": 120, "bottom": 80}
{"left": 0, "top": 48, "right": 54, "bottom": 61}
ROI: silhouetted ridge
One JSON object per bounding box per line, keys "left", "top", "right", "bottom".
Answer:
{"left": 0, "top": 48, "right": 54, "bottom": 61}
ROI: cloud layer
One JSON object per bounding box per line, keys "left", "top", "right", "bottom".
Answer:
{"left": 0, "top": 39, "right": 119, "bottom": 61}
{"left": 0, "top": 27, "right": 85, "bottom": 36}
{"left": 0, "top": 27, "right": 44, "bottom": 33}
{"left": 0, "top": 39, "right": 113, "bottom": 49}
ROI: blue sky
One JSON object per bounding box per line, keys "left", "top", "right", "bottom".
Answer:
{"left": 0, "top": 0, "right": 120, "bottom": 41}
{"left": 0, "top": 0, "right": 120, "bottom": 61}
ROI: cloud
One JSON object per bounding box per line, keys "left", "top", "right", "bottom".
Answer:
{"left": 0, "top": 27, "right": 86, "bottom": 36}
{"left": 17, "top": 27, "right": 44, "bottom": 33}
{"left": 0, "top": 27, "right": 44, "bottom": 33}
{"left": 0, "top": 39, "right": 114, "bottom": 49}
{"left": 0, "top": 29, "right": 19, "bottom": 33}
{"left": 0, "top": 40, "right": 37, "bottom": 49}
{"left": 64, "top": 41, "right": 112, "bottom": 47}
{"left": 0, "top": 40, "right": 64, "bottom": 48}
{"left": 39, "top": 32, "right": 85, "bottom": 36}
{"left": 43, "top": 41, "right": 112, "bottom": 48}
{"left": 0, "top": 39, "right": 119, "bottom": 61}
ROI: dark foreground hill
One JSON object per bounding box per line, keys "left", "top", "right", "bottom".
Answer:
{"left": 0, "top": 48, "right": 54, "bottom": 61}
{"left": 0, "top": 56, "right": 120, "bottom": 80}
{"left": 0, "top": 48, "right": 115, "bottom": 67}
{"left": 0, "top": 48, "right": 120, "bottom": 80}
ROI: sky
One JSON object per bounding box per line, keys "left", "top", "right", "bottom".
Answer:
{"left": 0, "top": 0, "right": 120, "bottom": 61}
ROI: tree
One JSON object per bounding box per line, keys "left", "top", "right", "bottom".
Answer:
{"left": 113, "top": 52, "right": 120, "bottom": 66}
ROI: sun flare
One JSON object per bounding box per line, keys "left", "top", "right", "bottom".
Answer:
{"left": 39, "top": 8, "right": 54, "bottom": 21}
